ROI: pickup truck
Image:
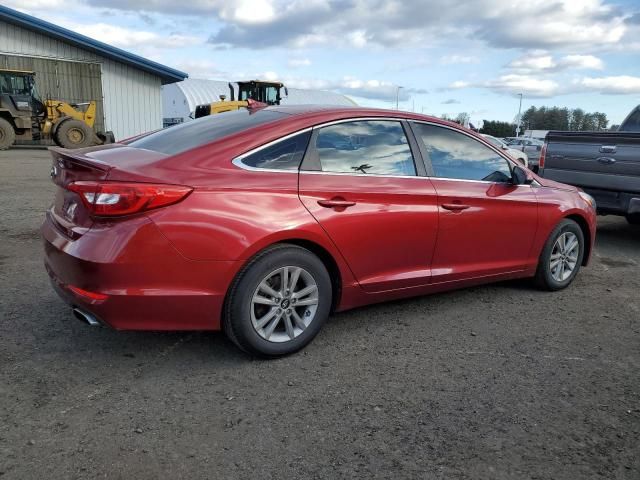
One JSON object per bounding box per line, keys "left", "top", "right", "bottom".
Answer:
{"left": 539, "top": 105, "right": 640, "bottom": 225}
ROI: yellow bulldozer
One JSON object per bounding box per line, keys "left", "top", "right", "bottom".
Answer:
{"left": 194, "top": 80, "right": 287, "bottom": 118}
{"left": 0, "top": 69, "right": 114, "bottom": 150}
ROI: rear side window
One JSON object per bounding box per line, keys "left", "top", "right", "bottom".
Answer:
{"left": 240, "top": 131, "right": 311, "bottom": 170}
{"left": 412, "top": 123, "right": 512, "bottom": 182}
{"left": 313, "top": 120, "right": 416, "bottom": 176}
{"left": 129, "top": 109, "right": 287, "bottom": 156}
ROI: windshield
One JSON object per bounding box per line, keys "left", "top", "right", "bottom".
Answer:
{"left": 0, "top": 73, "right": 31, "bottom": 95}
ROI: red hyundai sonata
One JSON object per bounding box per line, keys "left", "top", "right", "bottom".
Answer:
{"left": 42, "top": 105, "right": 596, "bottom": 356}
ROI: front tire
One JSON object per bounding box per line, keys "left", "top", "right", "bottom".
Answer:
{"left": 54, "top": 119, "right": 95, "bottom": 149}
{"left": 0, "top": 117, "right": 16, "bottom": 150}
{"left": 223, "top": 244, "right": 332, "bottom": 357}
{"left": 534, "top": 219, "right": 585, "bottom": 291}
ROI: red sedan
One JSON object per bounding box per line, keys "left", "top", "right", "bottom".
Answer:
{"left": 42, "top": 106, "right": 597, "bottom": 356}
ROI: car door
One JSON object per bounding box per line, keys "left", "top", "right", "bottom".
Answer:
{"left": 410, "top": 122, "right": 539, "bottom": 283}
{"left": 298, "top": 119, "right": 439, "bottom": 292}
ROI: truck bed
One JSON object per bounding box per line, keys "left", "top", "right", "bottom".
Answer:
{"left": 540, "top": 131, "right": 640, "bottom": 218}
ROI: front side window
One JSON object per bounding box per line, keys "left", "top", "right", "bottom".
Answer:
{"left": 314, "top": 120, "right": 416, "bottom": 176}
{"left": 241, "top": 131, "right": 311, "bottom": 170}
{"left": 412, "top": 123, "right": 512, "bottom": 183}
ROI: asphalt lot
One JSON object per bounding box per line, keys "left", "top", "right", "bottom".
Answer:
{"left": 0, "top": 148, "right": 639, "bottom": 479}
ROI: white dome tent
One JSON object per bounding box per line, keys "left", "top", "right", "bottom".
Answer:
{"left": 162, "top": 78, "right": 357, "bottom": 127}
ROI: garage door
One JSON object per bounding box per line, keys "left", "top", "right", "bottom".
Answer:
{"left": 0, "top": 54, "right": 104, "bottom": 145}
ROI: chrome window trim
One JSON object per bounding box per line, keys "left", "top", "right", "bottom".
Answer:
{"left": 232, "top": 127, "right": 313, "bottom": 173}
{"left": 310, "top": 117, "right": 406, "bottom": 129}
{"left": 231, "top": 116, "right": 532, "bottom": 187}
{"left": 299, "top": 170, "right": 424, "bottom": 180}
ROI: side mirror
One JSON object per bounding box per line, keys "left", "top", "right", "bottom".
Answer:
{"left": 501, "top": 145, "right": 509, "bottom": 150}
{"left": 512, "top": 166, "right": 534, "bottom": 185}
{"left": 536, "top": 145, "right": 542, "bottom": 151}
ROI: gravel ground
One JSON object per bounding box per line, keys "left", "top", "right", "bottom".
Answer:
{"left": 1, "top": 149, "right": 639, "bottom": 479}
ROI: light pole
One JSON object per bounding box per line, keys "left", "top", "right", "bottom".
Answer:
{"left": 396, "top": 86, "right": 403, "bottom": 110}
{"left": 515, "top": 93, "right": 523, "bottom": 138}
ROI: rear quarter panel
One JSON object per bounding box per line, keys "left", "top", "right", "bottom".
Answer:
{"left": 145, "top": 164, "right": 359, "bottom": 297}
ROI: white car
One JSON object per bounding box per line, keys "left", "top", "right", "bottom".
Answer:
{"left": 481, "top": 134, "right": 529, "bottom": 168}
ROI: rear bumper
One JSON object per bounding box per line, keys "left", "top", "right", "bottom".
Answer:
{"left": 42, "top": 211, "right": 239, "bottom": 331}
{"left": 582, "top": 188, "right": 640, "bottom": 217}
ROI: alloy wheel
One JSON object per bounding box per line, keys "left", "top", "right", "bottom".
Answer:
{"left": 250, "top": 266, "right": 319, "bottom": 343}
{"left": 549, "top": 232, "right": 579, "bottom": 282}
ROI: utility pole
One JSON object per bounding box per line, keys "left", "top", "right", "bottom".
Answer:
{"left": 516, "top": 93, "right": 523, "bottom": 138}
{"left": 396, "top": 86, "right": 403, "bottom": 110}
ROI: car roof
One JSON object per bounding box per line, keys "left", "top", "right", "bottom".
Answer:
{"left": 262, "top": 104, "right": 465, "bottom": 129}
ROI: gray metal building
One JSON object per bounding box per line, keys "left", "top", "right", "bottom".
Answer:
{"left": 0, "top": 5, "right": 187, "bottom": 141}
{"left": 162, "top": 78, "right": 356, "bottom": 126}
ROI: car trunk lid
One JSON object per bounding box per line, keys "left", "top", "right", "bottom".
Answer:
{"left": 48, "top": 145, "right": 171, "bottom": 238}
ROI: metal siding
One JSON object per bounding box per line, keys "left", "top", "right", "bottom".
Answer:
{"left": 0, "top": 19, "right": 164, "bottom": 140}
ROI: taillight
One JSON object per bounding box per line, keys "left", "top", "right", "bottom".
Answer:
{"left": 539, "top": 142, "right": 547, "bottom": 169}
{"left": 67, "top": 181, "right": 192, "bottom": 217}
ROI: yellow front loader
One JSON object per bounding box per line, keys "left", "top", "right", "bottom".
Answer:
{"left": 194, "top": 80, "right": 287, "bottom": 119}
{"left": 0, "top": 69, "right": 114, "bottom": 150}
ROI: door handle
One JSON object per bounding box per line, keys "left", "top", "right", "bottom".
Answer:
{"left": 596, "top": 157, "right": 616, "bottom": 165}
{"left": 441, "top": 203, "right": 470, "bottom": 211}
{"left": 317, "top": 198, "right": 356, "bottom": 209}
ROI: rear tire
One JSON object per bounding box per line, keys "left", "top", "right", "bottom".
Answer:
{"left": 223, "top": 244, "right": 332, "bottom": 357}
{"left": 534, "top": 219, "right": 584, "bottom": 291}
{"left": 0, "top": 117, "right": 16, "bottom": 150}
{"left": 54, "top": 119, "right": 95, "bottom": 149}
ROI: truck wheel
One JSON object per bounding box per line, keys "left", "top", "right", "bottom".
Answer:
{"left": 55, "top": 119, "right": 94, "bottom": 149}
{"left": 627, "top": 214, "right": 640, "bottom": 225}
{"left": 0, "top": 117, "right": 16, "bottom": 150}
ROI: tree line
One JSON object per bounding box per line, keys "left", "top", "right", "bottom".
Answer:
{"left": 447, "top": 106, "right": 612, "bottom": 138}
{"left": 519, "top": 106, "right": 608, "bottom": 132}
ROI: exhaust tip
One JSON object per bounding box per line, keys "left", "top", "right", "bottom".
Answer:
{"left": 73, "top": 308, "right": 102, "bottom": 327}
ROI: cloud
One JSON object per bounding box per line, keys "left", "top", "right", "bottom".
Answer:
{"left": 450, "top": 74, "right": 560, "bottom": 97}
{"left": 574, "top": 75, "right": 640, "bottom": 95}
{"left": 562, "top": 54, "right": 604, "bottom": 70}
{"left": 80, "top": 0, "right": 629, "bottom": 52}
{"left": 254, "top": 73, "right": 418, "bottom": 101}
{"left": 442, "top": 99, "right": 461, "bottom": 104}
{"left": 440, "top": 55, "right": 479, "bottom": 65}
{"left": 508, "top": 53, "right": 604, "bottom": 72}
{"left": 449, "top": 81, "right": 471, "bottom": 89}
{"left": 64, "top": 22, "right": 202, "bottom": 49}
{"left": 287, "top": 58, "right": 312, "bottom": 68}
{"left": 172, "top": 60, "right": 227, "bottom": 80}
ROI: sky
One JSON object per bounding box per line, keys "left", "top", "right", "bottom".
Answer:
{"left": 7, "top": 0, "right": 640, "bottom": 126}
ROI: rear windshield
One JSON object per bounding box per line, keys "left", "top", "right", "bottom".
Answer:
{"left": 129, "top": 109, "right": 287, "bottom": 155}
